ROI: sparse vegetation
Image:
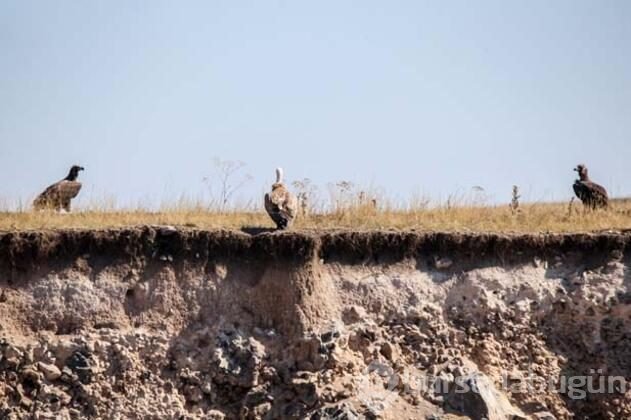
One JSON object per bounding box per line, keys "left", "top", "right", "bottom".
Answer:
{"left": 510, "top": 185, "right": 521, "bottom": 215}
{"left": 2, "top": 163, "right": 630, "bottom": 232}
{"left": 1, "top": 198, "right": 630, "bottom": 232}
{"left": 566, "top": 197, "right": 576, "bottom": 219}
{"left": 291, "top": 178, "right": 319, "bottom": 217}
{"left": 203, "top": 158, "right": 253, "bottom": 212}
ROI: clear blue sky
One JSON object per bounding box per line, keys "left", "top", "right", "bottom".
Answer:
{"left": 1, "top": 1, "right": 630, "bottom": 209}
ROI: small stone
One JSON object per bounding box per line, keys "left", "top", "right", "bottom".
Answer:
{"left": 445, "top": 372, "right": 526, "bottom": 419}
{"left": 20, "top": 395, "right": 33, "bottom": 409}
{"left": 342, "top": 306, "right": 367, "bottom": 324}
{"left": 380, "top": 342, "right": 395, "bottom": 361}
{"left": 184, "top": 385, "right": 203, "bottom": 403}
{"left": 5, "top": 344, "right": 23, "bottom": 360}
{"left": 66, "top": 351, "right": 92, "bottom": 383}
{"left": 435, "top": 256, "right": 453, "bottom": 270}
{"left": 21, "top": 367, "right": 42, "bottom": 387}
{"left": 310, "top": 402, "right": 359, "bottom": 419}
{"left": 434, "top": 371, "right": 454, "bottom": 394}
{"left": 251, "top": 402, "right": 272, "bottom": 418}
{"left": 38, "top": 362, "right": 62, "bottom": 381}
{"left": 54, "top": 339, "right": 78, "bottom": 364}
{"left": 204, "top": 410, "right": 226, "bottom": 420}
{"left": 452, "top": 365, "right": 466, "bottom": 378}
{"left": 533, "top": 412, "right": 556, "bottom": 420}
{"left": 292, "top": 378, "right": 318, "bottom": 407}
{"left": 201, "top": 382, "right": 212, "bottom": 394}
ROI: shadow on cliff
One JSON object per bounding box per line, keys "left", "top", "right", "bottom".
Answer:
{"left": 240, "top": 226, "right": 277, "bottom": 235}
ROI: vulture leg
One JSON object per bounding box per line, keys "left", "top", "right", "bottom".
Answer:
{"left": 59, "top": 196, "right": 71, "bottom": 212}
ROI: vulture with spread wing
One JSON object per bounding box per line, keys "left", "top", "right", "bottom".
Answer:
{"left": 264, "top": 167, "right": 298, "bottom": 230}
{"left": 33, "top": 165, "right": 84, "bottom": 212}
{"left": 573, "top": 164, "right": 608, "bottom": 209}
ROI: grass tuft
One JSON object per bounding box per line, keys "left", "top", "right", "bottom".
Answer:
{"left": 1, "top": 198, "right": 630, "bottom": 232}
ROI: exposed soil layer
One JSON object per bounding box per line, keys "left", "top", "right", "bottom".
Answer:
{"left": 0, "top": 227, "right": 630, "bottom": 419}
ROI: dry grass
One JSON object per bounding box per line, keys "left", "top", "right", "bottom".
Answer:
{"left": 1, "top": 199, "right": 630, "bottom": 233}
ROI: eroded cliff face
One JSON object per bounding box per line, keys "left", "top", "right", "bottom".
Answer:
{"left": 0, "top": 228, "right": 630, "bottom": 419}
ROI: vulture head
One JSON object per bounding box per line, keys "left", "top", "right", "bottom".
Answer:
{"left": 275, "top": 167, "right": 284, "bottom": 185}
{"left": 573, "top": 164, "right": 588, "bottom": 181}
{"left": 66, "top": 165, "right": 84, "bottom": 181}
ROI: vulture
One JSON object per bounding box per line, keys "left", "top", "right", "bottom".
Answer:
{"left": 573, "top": 164, "right": 608, "bottom": 209}
{"left": 33, "top": 165, "right": 84, "bottom": 212}
{"left": 264, "top": 167, "right": 298, "bottom": 230}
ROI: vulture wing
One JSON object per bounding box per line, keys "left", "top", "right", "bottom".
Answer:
{"left": 265, "top": 185, "right": 298, "bottom": 229}
{"left": 573, "top": 181, "right": 608, "bottom": 209}
{"left": 264, "top": 192, "right": 282, "bottom": 226}
{"left": 34, "top": 181, "right": 82, "bottom": 211}
{"left": 584, "top": 181, "right": 608, "bottom": 201}
{"left": 573, "top": 181, "right": 587, "bottom": 202}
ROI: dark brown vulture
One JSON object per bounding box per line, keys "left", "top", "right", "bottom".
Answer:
{"left": 572, "top": 164, "right": 608, "bottom": 209}
{"left": 33, "top": 165, "right": 84, "bottom": 212}
{"left": 264, "top": 167, "right": 298, "bottom": 230}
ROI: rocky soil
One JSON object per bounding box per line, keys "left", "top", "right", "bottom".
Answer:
{"left": 0, "top": 228, "right": 630, "bottom": 419}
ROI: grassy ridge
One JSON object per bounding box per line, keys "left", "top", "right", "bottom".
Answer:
{"left": 1, "top": 200, "right": 630, "bottom": 232}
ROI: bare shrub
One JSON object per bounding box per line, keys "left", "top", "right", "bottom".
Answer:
{"left": 203, "top": 158, "right": 253, "bottom": 212}
{"left": 567, "top": 197, "right": 576, "bottom": 218}
{"left": 510, "top": 185, "right": 521, "bottom": 215}
{"left": 291, "top": 178, "right": 319, "bottom": 217}
{"left": 329, "top": 181, "right": 355, "bottom": 213}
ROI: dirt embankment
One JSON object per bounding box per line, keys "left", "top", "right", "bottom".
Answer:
{"left": 0, "top": 227, "right": 630, "bottom": 419}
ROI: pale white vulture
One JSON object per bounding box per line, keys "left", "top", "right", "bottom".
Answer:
{"left": 264, "top": 167, "right": 298, "bottom": 230}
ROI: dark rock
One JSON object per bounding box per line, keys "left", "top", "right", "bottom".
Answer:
{"left": 292, "top": 379, "right": 318, "bottom": 407}
{"left": 66, "top": 350, "right": 92, "bottom": 384}
{"left": 282, "top": 401, "right": 307, "bottom": 418}
{"left": 20, "top": 367, "right": 42, "bottom": 390}
{"left": 445, "top": 373, "right": 526, "bottom": 420}
{"left": 211, "top": 329, "right": 265, "bottom": 388}
{"left": 243, "top": 386, "right": 273, "bottom": 407}
{"left": 310, "top": 402, "right": 360, "bottom": 420}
